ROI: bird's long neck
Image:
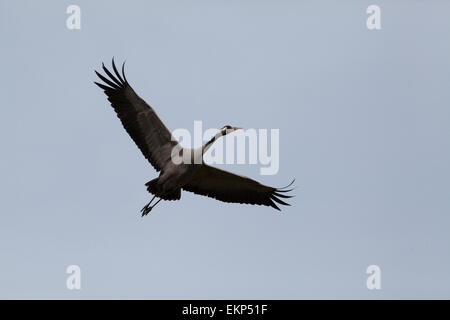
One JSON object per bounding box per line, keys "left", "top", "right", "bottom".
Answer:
{"left": 202, "top": 130, "right": 226, "bottom": 155}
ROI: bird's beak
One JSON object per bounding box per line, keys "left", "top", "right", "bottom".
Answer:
{"left": 232, "top": 127, "right": 242, "bottom": 131}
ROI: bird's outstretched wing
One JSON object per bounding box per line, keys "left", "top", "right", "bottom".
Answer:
{"left": 182, "top": 165, "right": 294, "bottom": 210}
{"left": 94, "top": 59, "right": 178, "bottom": 172}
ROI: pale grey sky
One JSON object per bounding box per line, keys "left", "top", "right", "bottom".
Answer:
{"left": 1, "top": 0, "right": 449, "bottom": 299}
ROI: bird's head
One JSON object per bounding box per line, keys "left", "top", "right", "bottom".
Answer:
{"left": 220, "top": 125, "right": 242, "bottom": 136}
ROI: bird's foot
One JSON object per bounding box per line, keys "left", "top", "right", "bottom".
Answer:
{"left": 140, "top": 197, "right": 162, "bottom": 217}
{"left": 140, "top": 203, "right": 153, "bottom": 217}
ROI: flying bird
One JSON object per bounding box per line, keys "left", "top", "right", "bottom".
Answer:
{"left": 94, "top": 59, "right": 294, "bottom": 215}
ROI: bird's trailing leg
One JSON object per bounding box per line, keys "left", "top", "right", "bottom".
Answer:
{"left": 140, "top": 196, "right": 162, "bottom": 216}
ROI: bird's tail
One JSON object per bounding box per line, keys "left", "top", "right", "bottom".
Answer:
{"left": 145, "top": 179, "right": 181, "bottom": 201}
{"left": 145, "top": 178, "right": 160, "bottom": 195}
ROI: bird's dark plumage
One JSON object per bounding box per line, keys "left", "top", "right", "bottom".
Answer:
{"left": 183, "top": 165, "right": 294, "bottom": 210}
{"left": 94, "top": 59, "right": 178, "bottom": 172}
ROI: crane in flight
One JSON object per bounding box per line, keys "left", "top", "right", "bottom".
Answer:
{"left": 94, "top": 59, "right": 294, "bottom": 216}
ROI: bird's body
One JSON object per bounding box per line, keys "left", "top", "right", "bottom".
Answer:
{"left": 148, "top": 159, "right": 198, "bottom": 199}
{"left": 95, "top": 59, "right": 293, "bottom": 215}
